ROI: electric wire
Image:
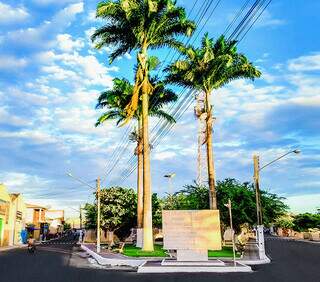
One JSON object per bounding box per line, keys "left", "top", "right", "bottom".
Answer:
{"left": 118, "top": 0, "right": 272, "bottom": 184}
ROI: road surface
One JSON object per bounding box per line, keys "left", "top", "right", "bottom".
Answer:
{"left": 0, "top": 235, "right": 319, "bottom": 282}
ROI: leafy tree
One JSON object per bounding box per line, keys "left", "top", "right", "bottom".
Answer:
{"left": 63, "top": 223, "right": 71, "bottom": 231}
{"left": 275, "top": 217, "right": 294, "bottom": 230}
{"left": 152, "top": 193, "right": 163, "bottom": 228}
{"left": 293, "top": 213, "right": 320, "bottom": 232}
{"left": 84, "top": 203, "right": 97, "bottom": 230}
{"left": 92, "top": 0, "right": 195, "bottom": 251}
{"left": 84, "top": 187, "right": 137, "bottom": 240}
{"left": 162, "top": 178, "right": 288, "bottom": 232}
{"left": 166, "top": 35, "right": 261, "bottom": 210}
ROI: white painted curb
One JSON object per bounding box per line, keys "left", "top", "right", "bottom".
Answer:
{"left": 138, "top": 261, "right": 252, "bottom": 273}
{"left": 240, "top": 257, "right": 271, "bottom": 265}
{"left": 81, "top": 244, "right": 145, "bottom": 267}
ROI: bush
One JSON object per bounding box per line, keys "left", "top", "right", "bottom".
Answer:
{"left": 293, "top": 213, "right": 320, "bottom": 232}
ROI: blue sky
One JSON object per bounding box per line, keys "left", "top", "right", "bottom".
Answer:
{"left": 0, "top": 0, "right": 319, "bottom": 217}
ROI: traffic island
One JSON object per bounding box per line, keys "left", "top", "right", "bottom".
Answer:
{"left": 138, "top": 260, "right": 252, "bottom": 273}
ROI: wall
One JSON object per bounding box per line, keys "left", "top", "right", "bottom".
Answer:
{"left": 0, "top": 184, "right": 11, "bottom": 247}
{"left": 8, "top": 194, "right": 26, "bottom": 245}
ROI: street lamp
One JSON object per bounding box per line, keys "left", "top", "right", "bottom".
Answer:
{"left": 68, "top": 206, "right": 84, "bottom": 230}
{"left": 253, "top": 149, "right": 300, "bottom": 261}
{"left": 253, "top": 149, "right": 300, "bottom": 225}
{"left": 164, "top": 173, "right": 176, "bottom": 196}
{"left": 67, "top": 173, "right": 101, "bottom": 253}
{"left": 224, "top": 199, "right": 236, "bottom": 266}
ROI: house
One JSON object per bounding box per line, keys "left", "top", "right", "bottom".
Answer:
{"left": 45, "top": 210, "right": 65, "bottom": 234}
{"left": 0, "top": 184, "right": 11, "bottom": 246}
{"left": 26, "top": 204, "right": 49, "bottom": 240}
{"left": 8, "top": 193, "right": 26, "bottom": 245}
{"left": 0, "top": 184, "right": 26, "bottom": 246}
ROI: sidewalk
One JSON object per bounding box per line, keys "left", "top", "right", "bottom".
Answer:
{"left": 0, "top": 244, "right": 27, "bottom": 252}
{"left": 81, "top": 243, "right": 270, "bottom": 269}
{"left": 81, "top": 243, "right": 145, "bottom": 267}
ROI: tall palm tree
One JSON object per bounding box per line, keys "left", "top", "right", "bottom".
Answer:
{"left": 95, "top": 77, "right": 177, "bottom": 235}
{"left": 166, "top": 34, "right": 261, "bottom": 210}
{"left": 92, "top": 0, "right": 195, "bottom": 251}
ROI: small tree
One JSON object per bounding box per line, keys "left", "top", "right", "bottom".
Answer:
{"left": 63, "top": 223, "right": 71, "bottom": 231}
{"left": 275, "top": 217, "right": 294, "bottom": 230}
{"left": 84, "top": 187, "right": 137, "bottom": 240}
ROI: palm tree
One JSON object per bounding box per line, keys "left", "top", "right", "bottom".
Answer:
{"left": 166, "top": 34, "right": 261, "bottom": 210}
{"left": 92, "top": 0, "right": 195, "bottom": 251}
{"left": 95, "top": 77, "right": 177, "bottom": 236}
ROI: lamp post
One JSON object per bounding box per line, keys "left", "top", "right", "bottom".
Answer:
{"left": 224, "top": 199, "right": 236, "bottom": 266}
{"left": 68, "top": 206, "right": 84, "bottom": 229}
{"left": 164, "top": 173, "right": 176, "bottom": 208}
{"left": 253, "top": 149, "right": 300, "bottom": 225}
{"left": 253, "top": 149, "right": 300, "bottom": 260}
{"left": 67, "top": 173, "right": 101, "bottom": 253}
{"left": 164, "top": 173, "right": 176, "bottom": 196}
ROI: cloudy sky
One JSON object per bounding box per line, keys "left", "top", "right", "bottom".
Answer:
{"left": 0, "top": 0, "right": 319, "bottom": 217}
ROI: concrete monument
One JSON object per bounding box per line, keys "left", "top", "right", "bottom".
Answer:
{"left": 162, "top": 210, "right": 221, "bottom": 261}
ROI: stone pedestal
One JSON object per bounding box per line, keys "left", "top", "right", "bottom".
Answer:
{"left": 136, "top": 228, "right": 143, "bottom": 248}
{"left": 176, "top": 249, "right": 208, "bottom": 261}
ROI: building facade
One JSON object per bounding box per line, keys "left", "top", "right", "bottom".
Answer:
{"left": 0, "top": 184, "right": 26, "bottom": 246}
{"left": 45, "top": 210, "right": 65, "bottom": 234}
{"left": 26, "top": 204, "right": 48, "bottom": 240}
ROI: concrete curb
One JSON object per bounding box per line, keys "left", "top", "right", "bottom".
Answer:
{"left": 137, "top": 261, "right": 252, "bottom": 273}
{"left": 80, "top": 244, "right": 146, "bottom": 267}
{"left": 0, "top": 244, "right": 27, "bottom": 252}
{"left": 240, "top": 257, "right": 271, "bottom": 265}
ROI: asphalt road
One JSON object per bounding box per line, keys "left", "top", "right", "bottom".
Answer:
{"left": 0, "top": 236, "right": 319, "bottom": 282}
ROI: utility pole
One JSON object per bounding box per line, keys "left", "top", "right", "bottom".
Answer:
{"left": 224, "top": 199, "right": 236, "bottom": 266}
{"left": 96, "top": 177, "right": 101, "bottom": 253}
{"left": 253, "top": 155, "right": 262, "bottom": 225}
{"left": 79, "top": 205, "right": 82, "bottom": 230}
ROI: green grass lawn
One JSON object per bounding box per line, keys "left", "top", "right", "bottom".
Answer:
{"left": 122, "top": 244, "right": 168, "bottom": 257}
{"left": 122, "top": 245, "right": 240, "bottom": 258}
{"left": 208, "top": 247, "right": 241, "bottom": 258}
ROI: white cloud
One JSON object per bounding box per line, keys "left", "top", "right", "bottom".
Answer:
{"left": 0, "top": 55, "right": 27, "bottom": 70}
{"left": 285, "top": 193, "right": 320, "bottom": 214}
{"left": 40, "top": 51, "right": 117, "bottom": 88}
{"left": 0, "top": 2, "right": 29, "bottom": 25}
{"left": 5, "top": 2, "right": 84, "bottom": 49}
{"left": 10, "top": 88, "right": 50, "bottom": 106}
{"left": 255, "top": 10, "right": 286, "bottom": 28}
{"left": 0, "top": 130, "right": 58, "bottom": 144}
{"left": 56, "top": 34, "right": 84, "bottom": 52}
{"left": 32, "top": 0, "right": 79, "bottom": 5}
{"left": 124, "top": 53, "right": 132, "bottom": 60}
{"left": 288, "top": 53, "right": 320, "bottom": 72}
{"left": 0, "top": 106, "right": 30, "bottom": 126}
{"left": 153, "top": 151, "right": 177, "bottom": 161}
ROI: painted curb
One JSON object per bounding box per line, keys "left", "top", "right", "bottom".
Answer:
{"left": 138, "top": 261, "right": 252, "bottom": 273}
{"left": 240, "top": 257, "right": 271, "bottom": 265}
{"left": 81, "top": 244, "right": 146, "bottom": 267}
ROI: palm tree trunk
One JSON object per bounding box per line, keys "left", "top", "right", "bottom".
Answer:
{"left": 137, "top": 117, "right": 143, "bottom": 229}
{"left": 205, "top": 90, "right": 217, "bottom": 210}
{"left": 140, "top": 47, "right": 154, "bottom": 252}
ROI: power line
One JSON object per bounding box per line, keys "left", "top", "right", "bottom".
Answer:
{"left": 237, "top": 0, "right": 272, "bottom": 43}
{"left": 118, "top": 0, "right": 272, "bottom": 184}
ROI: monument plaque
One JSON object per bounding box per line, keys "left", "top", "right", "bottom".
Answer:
{"left": 162, "top": 210, "right": 221, "bottom": 261}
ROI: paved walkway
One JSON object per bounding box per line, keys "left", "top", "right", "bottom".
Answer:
{"left": 82, "top": 243, "right": 132, "bottom": 259}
